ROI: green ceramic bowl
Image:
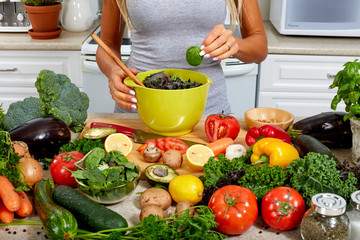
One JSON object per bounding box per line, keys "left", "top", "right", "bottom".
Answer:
{"left": 124, "top": 69, "right": 213, "bottom": 136}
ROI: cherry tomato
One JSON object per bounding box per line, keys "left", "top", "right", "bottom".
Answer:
{"left": 50, "top": 151, "right": 84, "bottom": 187}
{"left": 261, "top": 187, "right": 306, "bottom": 231}
{"left": 137, "top": 137, "right": 189, "bottom": 155}
{"left": 205, "top": 112, "right": 240, "bottom": 142}
{"left": 163, "top": 137, "right": 189, "bottom": 154}
{"left": 208, "top": 185, "right": 258, "bottom": 235}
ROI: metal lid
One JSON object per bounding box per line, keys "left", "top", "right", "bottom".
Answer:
{"left": 351, "top": 190, "right": 360, "bottom": 211}
{"left": 311, "top": 193, "right": 347, "bottom": 216}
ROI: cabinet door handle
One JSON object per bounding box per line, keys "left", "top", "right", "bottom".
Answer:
{"left": 0, "top": 67, "right": 18, "bottom": 72}
{"left": 327, "top": 73, "right": 336, "bottom": 79}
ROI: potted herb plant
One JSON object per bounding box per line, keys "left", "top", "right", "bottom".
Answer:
{"left": 21, "top": 0, "right": 63, "bottom": 39}
{"left": 330, "top": 59, "right": 360, "bottom": 164}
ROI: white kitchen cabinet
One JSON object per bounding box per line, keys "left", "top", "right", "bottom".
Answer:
{"left": 257, "top": 54, "right": 358, "bottom": 116}
{"left": 0, "top": 50, "right": 81, "bottom": 111}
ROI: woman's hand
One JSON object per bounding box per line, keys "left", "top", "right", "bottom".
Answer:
{"left": 200, "top": 24, "right": 239, "bottom": 61}
{"left": 108, "top": 66, "right": 138, "bottom": 111}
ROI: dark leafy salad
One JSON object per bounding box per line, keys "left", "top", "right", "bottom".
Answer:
{"left": 68, "top": 148, "right": 139, "bottom": 202}
{"left": 143, "top": 71, "right": 202, "bottom": 89}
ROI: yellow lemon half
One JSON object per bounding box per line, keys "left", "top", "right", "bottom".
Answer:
{"left": 185, "top": 144, "right": 214, "bottom": 171}
{"left": 104, "top": 133, "right": 133, "bottom": 156}
{"left": 168, "top": 174, "right": 204, "bottom": 205}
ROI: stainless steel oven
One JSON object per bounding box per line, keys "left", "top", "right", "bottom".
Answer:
{"left": 81, "top": 26, "right": 258, "bottom": 115}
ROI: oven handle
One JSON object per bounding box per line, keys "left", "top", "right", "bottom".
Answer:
{"left": 223, "top": 63, "right": 256, "bottom": 77}
{"left": 83, "top": 60, "right": 102, "bottom": 73}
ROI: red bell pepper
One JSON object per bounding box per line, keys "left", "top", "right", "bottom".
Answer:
{"left": 245, "top": 125, "right": 291, "bottom": 146}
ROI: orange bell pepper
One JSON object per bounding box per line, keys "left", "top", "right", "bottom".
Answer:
{"left": 250, "top": 137, "right": 299, "bottom": 167}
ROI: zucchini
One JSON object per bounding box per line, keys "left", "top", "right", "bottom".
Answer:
{"left": 292, "top": 134, "right": 341, "bottom": 166}
{"left": 52, "top": 185, "right": 128, "bottom": 232}
{"left": 33, "top": 179, "right": 78, "bottom": 240}
{"left": 292, "top": 112, "right": 352, "bottom": 148}
{"left": 9, "top": 117, "right": 71, "bottom": 159}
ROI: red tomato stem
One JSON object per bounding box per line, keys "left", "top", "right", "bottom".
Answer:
{"left": 224, "top": 190, "right": 246, "bottom": 216}
{"left": 273, "top": 189, "right": 297, "bottom": 223}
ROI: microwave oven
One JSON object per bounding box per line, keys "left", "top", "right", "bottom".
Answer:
{"left": 270, "top": 0, "right": 360, "bottom": 37}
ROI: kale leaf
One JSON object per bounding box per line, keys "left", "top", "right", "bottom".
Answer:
{"left": 286, "top": 152, "right": 358, "bottom": 207}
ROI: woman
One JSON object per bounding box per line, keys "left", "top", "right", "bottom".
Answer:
{"left": 96, "top": 0, "right": 268, "bottom": 115}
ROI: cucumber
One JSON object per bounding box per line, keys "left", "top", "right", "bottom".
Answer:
{"left": 52, "top": 185, "right": 128, "bottom": 232}
{"left": 33, "top": 179, "right": 78, "bottom": 240}
{"left": 292, "top": 134, "right": 341, "bottom": 166}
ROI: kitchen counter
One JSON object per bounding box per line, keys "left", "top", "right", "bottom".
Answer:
{"left": 264, "top": 21, "right": 360, "bottom": 56}
{"left": 0, "top": 20, "right": 100, "bottom": 51}
{"left": 0, "top": 113, "right": 354, "bottom": 240}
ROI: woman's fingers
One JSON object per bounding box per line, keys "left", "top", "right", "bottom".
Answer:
{"left": 200, "top": 25, "right": 238, "bottom": 61}
{"left": 108, "top": 67, "right": 138, "bottom": 111}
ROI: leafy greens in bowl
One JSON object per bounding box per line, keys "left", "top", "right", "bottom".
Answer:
{"left": 70, "top": 148, "right": 140, "bottom": 204}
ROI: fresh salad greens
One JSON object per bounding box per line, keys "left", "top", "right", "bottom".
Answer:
{"left": 75, "top": 205, "right": 227, "bottom": 240}
{"left": 70, "top": 148, "right": 138, "bottom": 188}
{"left": 143, "top": 71, "right": 202, "bottom": 89}
{"left": 59, "top": 138, "right": 104, "bottom": 155}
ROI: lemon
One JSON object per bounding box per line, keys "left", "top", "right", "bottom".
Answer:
{"left": 185, "top": 144, "right": 214, "bottom": 171}
{"left": 168, "top": 174, "right": 204, "bottom": 205}
{"left": 104, "top": 133, "right": 133, "bottom": 156}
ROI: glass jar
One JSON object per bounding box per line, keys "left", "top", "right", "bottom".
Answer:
{"left": 346, "top": 190, "right": 360, "bottom": 240}
{"left": 300, "top": 193, "right": 351, "bottom": 240}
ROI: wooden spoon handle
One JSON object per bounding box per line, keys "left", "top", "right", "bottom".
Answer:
{"left": 91, "top": 33, "right": 145, "bottom": 87}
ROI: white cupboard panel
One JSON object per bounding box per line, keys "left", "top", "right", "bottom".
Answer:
{"left": 257, "top": 92, "right": 346, "bottom": 117}
{"left": 259, "top": 54, "right": 359, "bottom": 92}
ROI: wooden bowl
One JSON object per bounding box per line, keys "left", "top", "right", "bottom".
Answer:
{"left": 244, "top": 107, "right": 294, "bottom": 130}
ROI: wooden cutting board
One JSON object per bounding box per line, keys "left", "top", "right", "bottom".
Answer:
{"left": 82, "top": 118, "right": 249, "bottom": 178}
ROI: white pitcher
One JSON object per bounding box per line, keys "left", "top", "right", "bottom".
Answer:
{"left": 60, "top": 0, "right": 95, "bottom": 32}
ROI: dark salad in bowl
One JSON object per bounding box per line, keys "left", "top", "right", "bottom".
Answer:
{"left": 143, "top": 71, "right": 202, "bottom": 89}
{"left": 68, "top": 147, "right": 140, "bottom": 204}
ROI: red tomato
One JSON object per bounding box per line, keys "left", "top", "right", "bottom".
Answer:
{"left": 155, "top": 138, "right": 167, "bottom": 151}
{"left": 163, "top": 137, "right": 189, "bottom": 154}
{"left": 208, "top": 185, "right": 258, "bottom": 235}
{"left": 261, "top": 187, "right": 306, "bottom": 231}
{"left": 50, "top": 151, "right": 84, "bottom": 187}
{"left": 205, "top": 112, "right": 240, "bottom": 142}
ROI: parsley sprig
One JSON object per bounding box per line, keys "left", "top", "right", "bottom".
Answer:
{"left": 75, "top": 205, "right": 227, "bottom": 240}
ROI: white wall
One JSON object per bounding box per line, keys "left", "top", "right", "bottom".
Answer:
{"left": 258, "top": 0, "right": 270, "bottom": 21}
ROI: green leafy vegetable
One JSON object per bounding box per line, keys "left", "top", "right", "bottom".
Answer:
{"left": 59, "top": 138, "right": 104, "bottom": 155}
{"left": 330, "top": 59, "right": 360, "bottom": 121}
{"left": 143, "top": 71, "right": 202, "bottom": 89}
{"left": 0, "top": 131, "right": 29, "bottom": 191}
{"left": 0, "top": 103, "right": 6, "bottom": 131}
{"left": 75, "top": 205, "right": 227, "bottom": 240}
{"left": 286, "top": 152, "right": 358, "bottom": 207}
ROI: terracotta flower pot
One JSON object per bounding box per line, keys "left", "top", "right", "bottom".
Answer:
{"left": 25, "top": 3, "right": 62, "bottom": 32}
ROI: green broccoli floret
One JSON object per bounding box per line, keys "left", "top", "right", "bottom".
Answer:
{"left": 2, "top": 97, "right": 43, "bottom": 131}
{"left": 35, "top": 70, "right": 89, "bottom": 127}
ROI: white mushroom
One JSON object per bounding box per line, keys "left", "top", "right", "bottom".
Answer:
{"left": 225, "top": 144, "right": 247, "bottom": 160}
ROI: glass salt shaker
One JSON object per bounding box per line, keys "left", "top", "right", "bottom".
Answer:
{"left": 346, "top": 190, "right": 360, "bottom": 240}
{"left": 300, "top": 193, "right": 351, "bottom": 240}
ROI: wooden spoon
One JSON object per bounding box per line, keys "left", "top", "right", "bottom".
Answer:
{"left": 91, "top": 33, "right": 145, "bottom": 87}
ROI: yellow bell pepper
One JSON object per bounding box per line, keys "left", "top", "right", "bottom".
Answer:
{"left": 250, "top": 137, "right": 299, "bottom": 167}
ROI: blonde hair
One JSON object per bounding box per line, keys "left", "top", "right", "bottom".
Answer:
{"left": 115, "top": 0, "right": 242, "bottom": 32}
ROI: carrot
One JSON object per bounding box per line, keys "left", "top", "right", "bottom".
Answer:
{"left": 15, "top": 191, "right": 33, "bottom": 218}
{"left": 0, "top": 175, "right": 21, "bottom": 212}
{"left": 206, "top": 137, "right": 235, "bottom": 156}
{"left": 0, "top": 200, "right": 14, "bottom": 224}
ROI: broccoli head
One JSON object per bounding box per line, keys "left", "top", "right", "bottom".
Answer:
{"left": 35, "top": 70, "right": 89, "bottom": 127}
{"left": 2, "top": 97, "right": 43, "bottom": 131}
